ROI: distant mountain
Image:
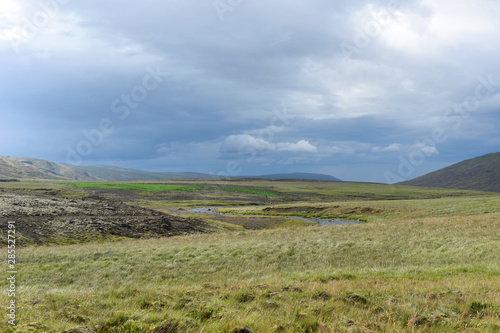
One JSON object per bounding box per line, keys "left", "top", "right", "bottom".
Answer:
{"left": 0, "top": 156, "right": 213, "bottom": 181}
{"left": 250, "top": 172, "right": 342, "bottom": 181}
{"left": 0, "top": 156, "right": 99, "bottom": 181}
{"left": 72, "top": 165, "right": 212, "bottom": 181}
{"left": 400, "top": 152, "right": 500, "bottom": 192}
{"left": 0, "top": 156, "right": 341, "bottom": 182}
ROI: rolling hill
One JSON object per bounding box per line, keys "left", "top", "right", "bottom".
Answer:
{"left": 400, "top": 152, "right": 500, "bottom": 192}
{"left": 0, "top": 156, "right": 99, "bottom": 181}
{"left": 72, "top": 165, "right": 213, "bottom": 181}
{"left": 0, "top": 156, "right": 213, "bottom": 181}
{"left": 0, "top": 156, "right": 342, "bottom": 182}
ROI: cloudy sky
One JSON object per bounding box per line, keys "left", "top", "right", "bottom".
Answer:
{"left": 1, "top": 0, "right": 499, "bottom": 182}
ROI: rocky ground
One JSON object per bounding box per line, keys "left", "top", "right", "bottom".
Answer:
{"left": 0, "top": 191, "right": 212, "bottom": 245}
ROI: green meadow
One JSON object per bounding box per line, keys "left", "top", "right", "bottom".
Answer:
{"left": 69, "top": 182, "right": 285, "bottom": 198}
{"left": 0, "top": 180, "right": 499, "bottom": 332}
{"left": 70, "top": 182, "right": 204, "bottom": 193}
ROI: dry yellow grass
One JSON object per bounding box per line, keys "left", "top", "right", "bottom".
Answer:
{"left": 1, "top": 212, "right": 499, "bottom": 332}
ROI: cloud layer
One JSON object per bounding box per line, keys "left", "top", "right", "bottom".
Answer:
{"left": 1, "top": 0, "right": 499, "bottom": 182}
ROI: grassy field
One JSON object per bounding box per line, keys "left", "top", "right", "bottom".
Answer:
{"left": 70, "top": 182, "right": 204, "bottom": 193}
{"left": 0, "top": 180, "right": 499, "bottom": 332}
{"left": 218, "top": 195, "right": 500, "bottom": 223}
{"left": 69, "top": 182, "right": 287, "bottom": 198}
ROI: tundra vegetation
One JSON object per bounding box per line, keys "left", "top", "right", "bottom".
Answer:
{"left": 0, "top": 179, "right": 499, "bottom": 332}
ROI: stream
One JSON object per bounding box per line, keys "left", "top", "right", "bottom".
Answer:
{"left": 189, "top": 207, "right": 363, "bottom": 226}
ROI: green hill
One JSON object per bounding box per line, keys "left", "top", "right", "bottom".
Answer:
{"left": 0, "top": 156, "right": 343, "bottom": 182}
{"left": 0, "top": 156, "right": 99, "bottom": 181}
{"left": 0, "top": 156, "right": 213, "bottom": 181}
{"left": 400, "top": 152, "right": 500, "bottom": 192}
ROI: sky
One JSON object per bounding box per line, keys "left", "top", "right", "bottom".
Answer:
{"left": 1, "top": 0, "right": 499, "bottom": 183}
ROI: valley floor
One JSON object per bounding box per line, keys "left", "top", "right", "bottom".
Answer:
{"left": 0, "top": 179, "right": 499, "bottom": 332}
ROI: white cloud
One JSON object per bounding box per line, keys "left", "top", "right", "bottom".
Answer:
{"left": 412, "top": 143, "right": 439, "bottom": 156}
{"left": 221, "top": 134, "right": 317, "bottom": 155}
{"left": 244, "top": 125, "right": 286, "bottom": 136}
{"left": 380, "top": 0, "right": 500, "bottom": 58}
{"left": 276, "top": 140, "right": 317, "bottom": 153}
{"left": 372, "top": 143, "right": 438, "bottom": 156}
{"left": 372, "top": 143, "right": 402, "bottom": 152}
{"left": 221, "top": 135, "right": 273, "bottom": 153}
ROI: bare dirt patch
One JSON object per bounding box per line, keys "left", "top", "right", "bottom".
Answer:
{"left": 0, "top": 191, "right": 212, "bottom": 245}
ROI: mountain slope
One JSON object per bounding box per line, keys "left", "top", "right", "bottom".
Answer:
{"left": 0, "top": 156, "right": 343, "bottom": 182}
{"left": 400, "top": 152, "right": 500, "bottom": 192}
{"left": 0, "top": 156, "right": 99, "bottom": 181}
{"left": 72, "top": 165, "right": 213, "bottom": 181}
{"left": 250, "top": 172, "right": 341, "bottom": 181}
{"left": 0, "top": 156, "right": 213, "bottom": 181}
